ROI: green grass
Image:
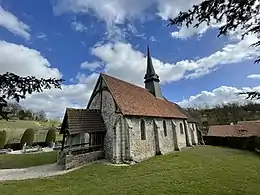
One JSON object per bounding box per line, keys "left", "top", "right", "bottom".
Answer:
{"left": 1, "top": 146, "right": 260, "bottom": 195}
{"left": 0, "top": 151, "right": 57, "bottom": 169}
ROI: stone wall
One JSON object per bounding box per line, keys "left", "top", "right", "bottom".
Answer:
{"left": 64, "top": 150, "right": 104, "bottom": 170}
{"left": 87, "top": 78, "right": 122, "bottom": 161}
{"left": 172, "top": 120, "right": 188, "bottom": 149}
{"left": 190, "top": 122, "right": 199, "bottom": 144}
{"left": 125, "top": 117, "right": 192, "bottom": 162}
{"left": 154, "top": 118, "right": 175, "bottom": 155}
{"left": 100, "top": 90, "right": 121, "bottom": 161}
{"left": 88, "top": 92, "right": 101, "bottom": 110}
{"left": 126, "top": 117, "right": 156, "bottom": 162}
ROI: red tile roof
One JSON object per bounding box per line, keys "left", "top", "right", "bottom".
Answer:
{"left": 101, "top": 73, "right": 187, "bottom": 119}
{"left": 208, "top": 122, "right": 260, "bottom": 137}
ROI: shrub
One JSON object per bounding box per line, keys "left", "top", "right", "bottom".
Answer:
{"left": 4, "top": 143, "right": 21, "bottom": 150}
{"left": 20, "top": 128, "right": 35, "bottom": 148}
{"left": 203, "top": 136, "right": 260, "bottom": 151}
{"left": 45, "top": 127, "right": 56, "bottom": 146}
{"left": 0, "top": 131, "right": 7, "bottom": 149}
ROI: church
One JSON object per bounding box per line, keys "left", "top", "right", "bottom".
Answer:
{"left": 60, "top": 47, "right": 199, "bottom": 165}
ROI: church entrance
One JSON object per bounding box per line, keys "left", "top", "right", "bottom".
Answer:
{"left": 153, "top": 120, "right": 161, "bottom": 155}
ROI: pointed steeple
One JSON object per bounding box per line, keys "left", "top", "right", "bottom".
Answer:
{"left": 144, "top": 45, "right": 163, "bottom": 98}
{"left": 145, "top": 46, "right": 157, "bottom": 79}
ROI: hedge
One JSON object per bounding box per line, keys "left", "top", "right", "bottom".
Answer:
{"left": 20, "top": 128, "right": 35, "bottom": 148}
{"left": 203, "top": 136, "right": 260, "bottom": 151}
{"left": 45, "top": 127, "right": 56, "bottom": 146}
{"left": 0, "top": 131, "right": 7, "bottom": 149}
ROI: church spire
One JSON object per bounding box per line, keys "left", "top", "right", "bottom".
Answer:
{"left": 144, "top": 45, "right": 163, "bottom": 98}
{"left": 146, "top": 45, "right": 157, "bottom": 79}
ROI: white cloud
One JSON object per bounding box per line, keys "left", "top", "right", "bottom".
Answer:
{"left": 20, "top": 72, "right": 98, "bottom": 119}
{"left": 156, "top": 0, "right": 203, "bottom": 20}
{"left": 185, "top": 34, "right": 259, "bottom": 79}
{"left": 54, "top": 0, "right": 152, "bottom": 27}
{"left": 178, "top": 85, "right": 260, "bottom": 108}
{"left": 171, "top": 20, "right": 224, "bottom": 40}
{"left": 247, "top": 74, "right": 260, "bottom": 79}
{"left": 157, "top": 0, "right": 225, "bottom": 40}
{"left": 36, "top": 32, "right": 47, "bottom": 40}
{"left": 71, "top": 20, "right": 88, "bottom": 32}
{"left": 89, "top": 37, "right": 259, "bottom": 86}
{"left": 53, "top": 0, "right": 230, "bottom": 41}
{"left": 0, "top": 41, "right": 61, "bottom": 78}
{"left": 0, "top": 5, "right": 31, "bottom": 40}
{"left": 80, "top": 61, "right": 101, "bottom": 71}
{"left": 0, "top": 41, "right": 96, "bottom": 119}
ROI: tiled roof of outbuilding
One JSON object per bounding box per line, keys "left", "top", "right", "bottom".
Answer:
{"left": 60, "top": 108, "right": 106, "bottom": 135}
{"left": 207, "top": 122, "right": 260, "bottom": 137}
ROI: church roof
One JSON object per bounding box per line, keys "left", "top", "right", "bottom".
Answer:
{"left": 172, "top": 103, "right": 198, "bottom": 123}
{"left": 60, "top": 108, "right": 106, "bottom": 135}
{"left": 101, "top": 73, "right": 188, "bottom": 119}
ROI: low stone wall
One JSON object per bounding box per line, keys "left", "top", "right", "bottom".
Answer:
{"left": 64, "top": 150, "right": 104, "bottom": 170}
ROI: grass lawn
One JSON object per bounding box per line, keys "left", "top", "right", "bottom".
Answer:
{"left": 0, "top": 151, "right": 57, "bottom": 169}
{"left": 0, "top": 146, "right": 260, "bottom": 195}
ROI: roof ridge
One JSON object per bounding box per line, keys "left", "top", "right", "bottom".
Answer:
{"left": 101, "top": 72, "right": 148, "bottom": 91}
{"left": 66, "top": 108, "right": 100, "bottom": 112}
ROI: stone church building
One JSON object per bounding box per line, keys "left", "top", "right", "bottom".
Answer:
{"left": 60, "top": 47, "right": 199, "bottom": 164}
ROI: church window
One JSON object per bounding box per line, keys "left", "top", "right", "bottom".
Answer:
{"left": 193, "top": 124, "right": 196, "bottom": 131}
{"left": 140, "top": 119, "right": 146, "bottom": 140}
{"left": 163, "top": 120, "right": 167, "bottom": 136}
{"left": 180, "top": 123, "right": 184, "bottom": 134}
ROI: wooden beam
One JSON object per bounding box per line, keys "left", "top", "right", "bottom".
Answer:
{"left": 61, "top": 131, "right": 67, "bottom": 151}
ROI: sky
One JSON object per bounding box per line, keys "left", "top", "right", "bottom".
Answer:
{"left": 0, "top": 0, "right": 260, "bottom": 119}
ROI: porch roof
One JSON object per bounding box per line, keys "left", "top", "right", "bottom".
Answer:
{"left": 60, "top": 108, "right": 107, "bottom": 135}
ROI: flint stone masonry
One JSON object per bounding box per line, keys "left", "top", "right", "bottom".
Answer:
{"left": 88, "top": 79, "right": 121, "bottom": 162}
{"left": 88, "top": 92, "right": 101, "bottom": 110}
{"left": 188, "top": 122, "right": 199, "bottom": 145}
{"left": 101, "top": 90, "right": 121, "bottom": 161}
{"left": 65, "top": 150, "right": 104, "bottom": 170}
{"left": 172, "top": 120, "right": 188, "bottom": 149}
{"left": 155, "top": 118, "right": 176, "bottom": 155}
{"left": 127, "top": 117, "right": 157, "bottom": 162}
{"left": 125, "top": 117, "right": 190, "bottom": 162}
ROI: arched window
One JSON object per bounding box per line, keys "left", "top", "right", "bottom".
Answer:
{"left": 140, "top": 119, "right": 146, "bottom": 140}
{"left": 180, "top": 123, "right": 184, "bottom": 134}
{"left": 163, "top": 120, "right": 167, "bottom": 136}
{"left": 192, "top": 123, "right": 195, "bottom": 131}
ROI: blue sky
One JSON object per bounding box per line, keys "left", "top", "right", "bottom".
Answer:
{"left": 0, "top": 0, "right": 260, "bottom": 118}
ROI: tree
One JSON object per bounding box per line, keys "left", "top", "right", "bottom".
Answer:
{"left": 0, "top": 72, "right": 64, "bottom": 120}
{"left": 168, "top": 0, "right": 260, "bottom": 100}
{"left": 36, "top": 110, "right": 47, "bottom": 121}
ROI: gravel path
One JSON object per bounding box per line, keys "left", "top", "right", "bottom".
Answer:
{"left": 0, "top": 160, "right": 127, "bottom": 182}
{"left": 0, "top": 163, "right": 83, "bottom": 181}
